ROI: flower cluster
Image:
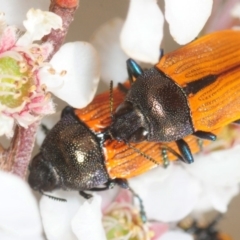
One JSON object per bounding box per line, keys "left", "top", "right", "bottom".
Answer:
{"left": 1, "top": 0, "right": 240, "bottom": 240}
{"left": 0, "top": 6, "right": 100, "bottom": 138}
{"left": 0, "top": 10, "right": 60, "bottom": 137}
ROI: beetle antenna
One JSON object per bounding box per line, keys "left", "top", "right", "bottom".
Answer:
{"left": 129, "top": 187, "right": 147, "bottom": 223}
{"left": 126, "top": 142, "right": 188, "bottom": 166}
{"left": 39, "top": 190, "right": 67, "bottom": 202}
{"left": 125, "top": 142, "right": 160, "bottom": 166}
{"left": 109, "top": 80, "right": 114, "bottom": 120}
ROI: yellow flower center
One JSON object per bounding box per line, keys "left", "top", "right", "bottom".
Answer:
{"left": 0, "top": 56, "right": 35, "bottom": 108}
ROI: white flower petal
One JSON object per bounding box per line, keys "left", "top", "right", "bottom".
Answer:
{"left": 129, "top": 164, "right": 201, "bottom": 222}
{"left": 0, "top": 171, "right": 43, "bottom": 240}
{"left": 97, "top": 186, "right": 120, "bottom": 210}
{"left": 120, "top": 0, "right": 164, "bottom": 64}
{"left": 191, "top": 187, "right": 215, "bottom": 214}
{"left": 193, "top": 184, "right": 239, "bottom": 214}
{"left": 209, "top": 185, "right": 239, "bottom": 212}
{"left": 40, "top": 191, "right": 106, "bottom": 240}
{"left": 184, "top": 145, "right": 240, "bottom": 186}
{"left": 72, "top": 195, "right": 107, "bottom": 240}
{"left": 91, "top": 18, "right": 128, "bottom": 85}
{"left": 0, "top": 26, "right": 18, "bottom": 53}
{"left": 41, "top": 42, "right": 100, "bottom": 108}
{"left": 0, "top": 12, "right": 7, "bottom": 35}
{"left": 0, "top": 0, "right": 49, "bottom": 29}
{"left": 165, "top": 0, "right": 213, "bottom": 44}
{"left": 159, "top": 231, "right": 193, "bottom": 240}
{"left": 40, "top": 190, "right": 83, "bottom": 240}
{"left": 13, "top": 111, "right": 38, "bottom": 128}
{"left": 17, "top": 8, "right": 62, "bottom": 46}
{"left": 0, "top": 113, "right": 14, "bottom": 138}
{"left": 231, "top": 2, "right": 240, "bottom": 19}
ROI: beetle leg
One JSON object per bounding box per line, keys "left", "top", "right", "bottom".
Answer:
{"left": 61, "top": 105, "right": 74, "bottom": 118}
{"left": 88, "top": 180, "right": 116, "bottom": 191}
{"left": 84, "top": 180, "right": 117, "bottom": 194}
{"left": 126, "top": 59, "right": 144, "bottom": 84}
{"left": 161, "top": 148, "right": 170, "bottom": 168}
{"left": 79, "top": 182, "right": 115, "bottom": 199}
{"left": 233, "top": 120, "right": 240, "bottom": 124}
{"left": 197, "top": 138, "right": 204, "bottom": 151}
{"left": 118, "top": 82, "right": 129, "bottom": 94}
{"left": 193, "top": 131, "right": 216, "bottom": 141}
{"left": 176, "top": 139, "right": 194, "bottom": 164}
{"left": 79, "top": 191, "right": 92, "bottom": 199}
{"left": 114, "top": 178, "right": 129, "bottom": 189}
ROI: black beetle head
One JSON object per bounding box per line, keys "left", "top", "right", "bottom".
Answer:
{"left": 109, "top": 101, "right": 149, "bottom": 142}
{"left": 110, "top": 68, "right": 194, "bottom": 143}
{"left": 28, "top": 153, "right": 60, "bottom": 192}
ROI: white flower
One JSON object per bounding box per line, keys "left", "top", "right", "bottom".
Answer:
{"left": 129, "top": 144, "right": 240, "bottom": 222}
{"left": 231, "top": 2, "right": 240, "bottom": 19}
{"left": 165, "top": 0, "right": 213, "bottom": 45}
{"left": 91, "top": 18, "right": 129, "bottom": 85}
{"left": 184, "top": 144, "right": 240, "bottom": 214}
{"left": 0, "top": 112, "right": 14, "bottom": 138}
{"left": 0, "top": 0, "right": 49, "bottom": 28}
{"left": 91, "top": 1, "right": 213, "bottom": 85}
{"left": 119, "top": 0, "right": 213, "bottom": 63}
{"left": 129, "top": 164, "right": 202, "bottom": 222}
{"left": 158, "top": 231, "right": 193, "bottom": 240}
{"left": 0, "top": 7, "right": 100, "bottom": 137}
{"left": 0, "top": 171, "right": 192, "bottom": 240}
{"left": 17, "top": 8, "right": 62, "bottom": 46}
{"left": 0, "top": 170, "right": 44, "bottom": 240}
{"left": 40, "top": 191, "right": 106, "bottom": 240}
{"left": 120, "top": 0, "right": 164, "bottom": 64}
{"left": 0, "top": 10, "right": 57, "bottom": 134}
{"left": 39, "top": 41, "right": 100, "bottom": 108}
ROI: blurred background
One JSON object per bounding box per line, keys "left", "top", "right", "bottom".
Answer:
{"left": 63, "top": 0, "right": 240, "bottom": 239}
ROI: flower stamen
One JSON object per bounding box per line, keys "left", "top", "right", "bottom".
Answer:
{"left": 60, "top": 70, "right": 67, "bottom": 76}
{"left": 48, "top": 68, "right": 56, "bottom": 75}
{"left": 28, "top": 85, "right": 37, "bottom": 92}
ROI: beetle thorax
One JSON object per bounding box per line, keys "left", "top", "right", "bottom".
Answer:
{"left": 125, "top": 68, "right": 194, "bottom": 142}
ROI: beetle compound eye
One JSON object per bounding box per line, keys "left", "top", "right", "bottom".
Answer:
{"left": 130, "top": 127, "right": 148, "bottom": 142}
{"left": 114, "top": 101, "right": 133, "bottom": 118}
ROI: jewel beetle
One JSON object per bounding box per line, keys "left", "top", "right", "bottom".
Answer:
{"left": 28, "top": 82, "right": 213, "bottom": 198}
{"left": 109, "top": 29, "right": 240, "bottom": 164}
{"left": 179, "top": 215, "right": 232, "bottom": 240}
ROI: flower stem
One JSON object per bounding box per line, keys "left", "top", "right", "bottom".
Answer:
{"left": 11, "top": 122, "right": 39, "bottom": 178}
{"left": 44, "top": 0, "right": 79, "bottom": 59}
{"left": 0, "top": 122, "right": 39, "bottom": 178}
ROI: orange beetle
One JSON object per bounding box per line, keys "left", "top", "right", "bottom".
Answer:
{"left": 28, "top": 83, "right": 214, "bottom": 197}
{"left": 109, "top": 30, "right": 240, "bottom": 164}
